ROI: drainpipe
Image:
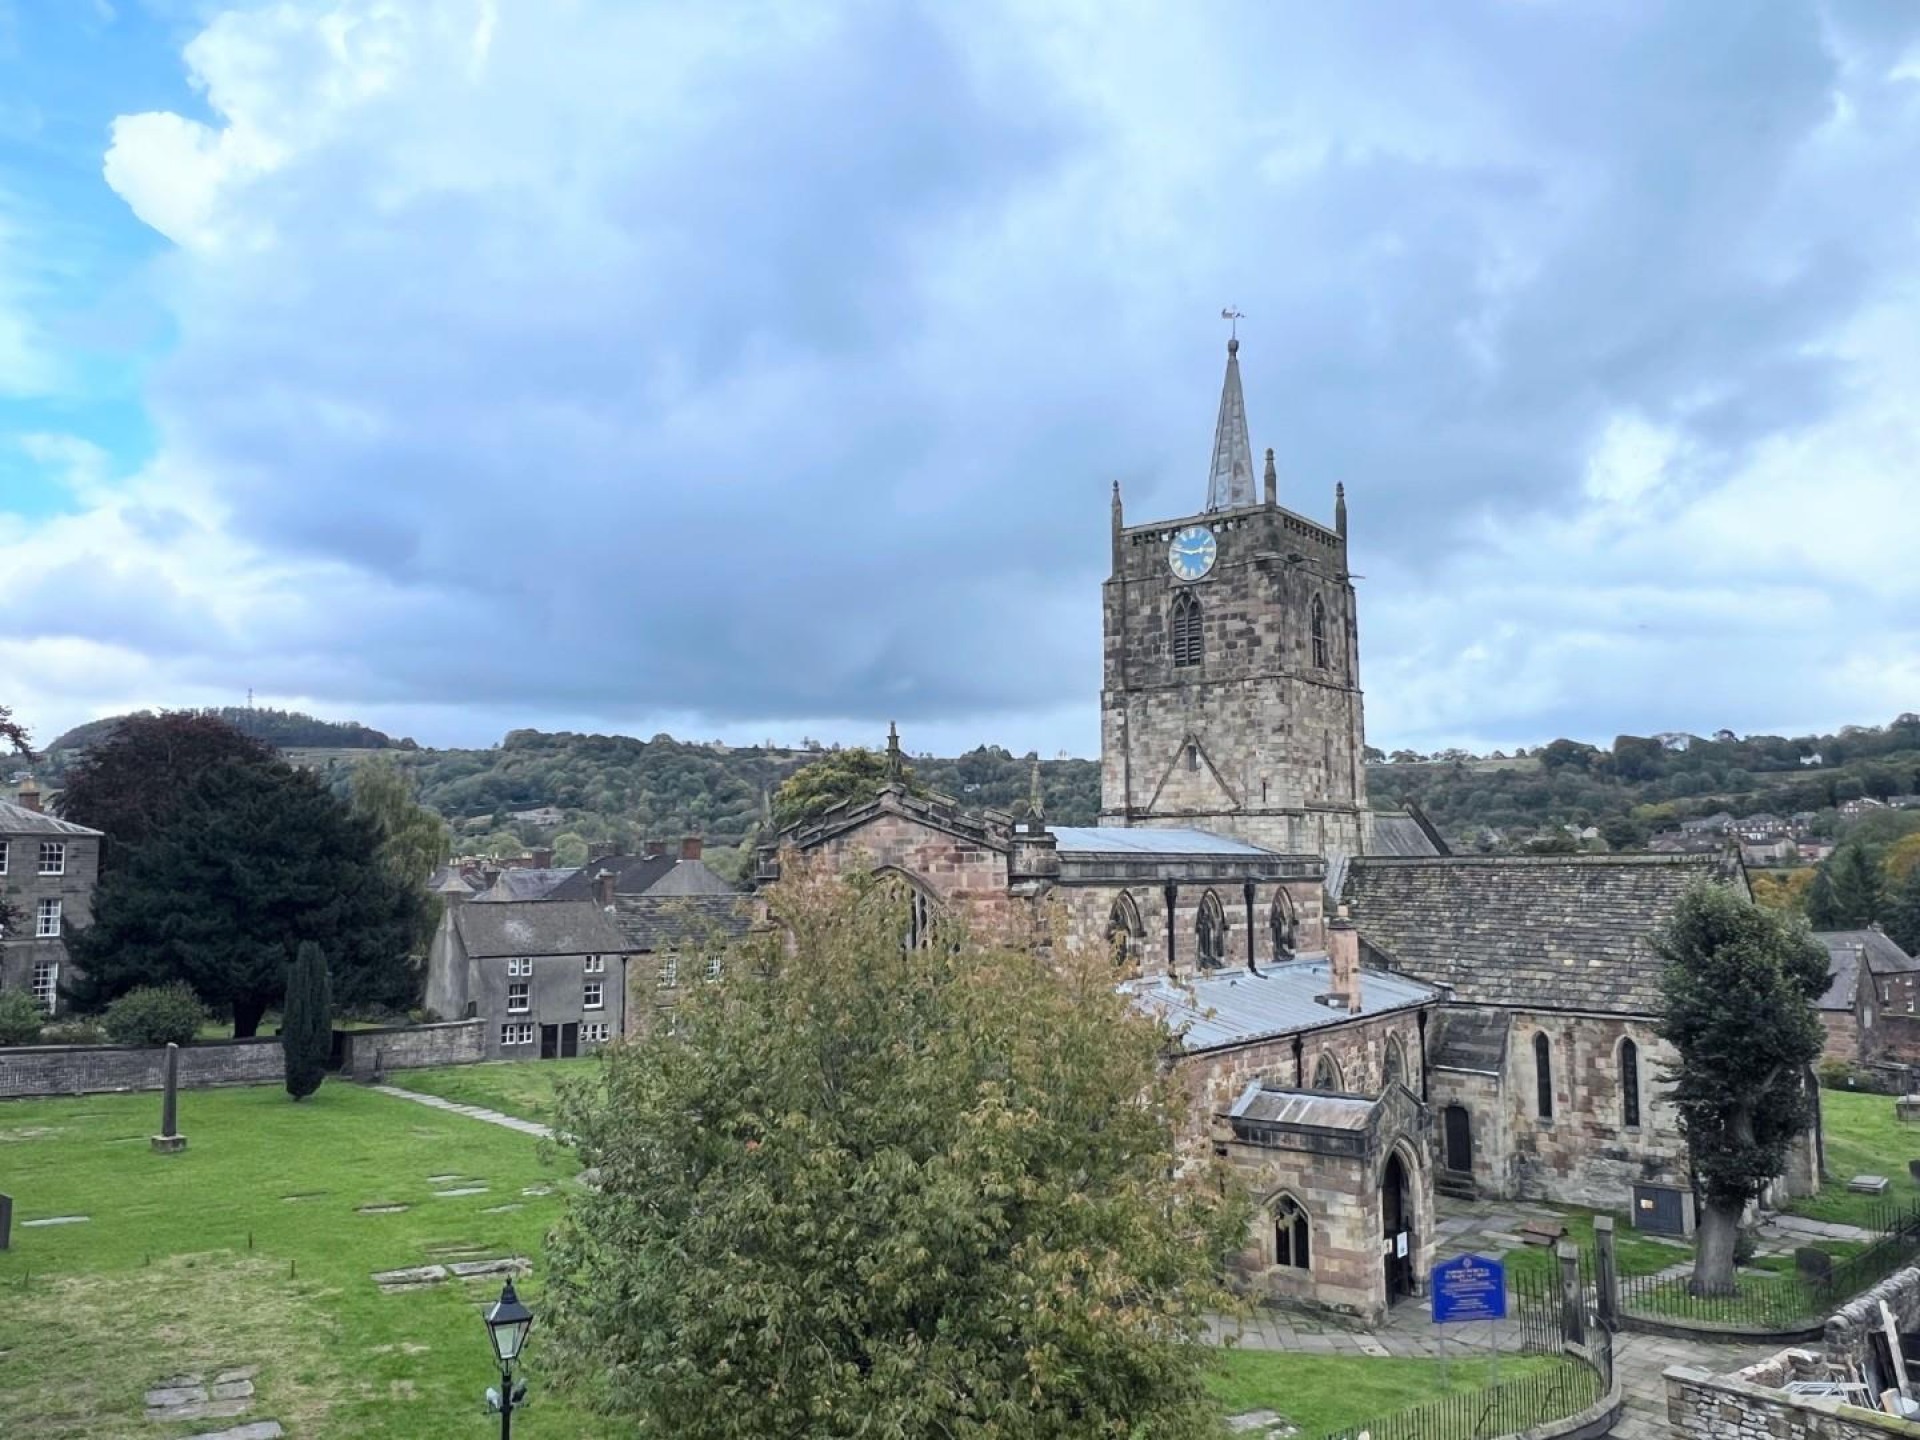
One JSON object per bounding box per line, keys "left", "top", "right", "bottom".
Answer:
{"left": 1292, "top": 1033, "right": 1304, "bottom": 1088}
{"left": 1417, "top": 1008, "right": 1430, "bottom": 1104}
{"left": 1163, "top": 881, "right": 1178, "bottom": 973}
{"left": 1243, "top": 880, "right": 1258, "bottom": 974}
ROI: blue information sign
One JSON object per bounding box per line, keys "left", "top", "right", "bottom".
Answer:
{"left": 1432, "top": 1253, "right": 1508, "bottom": 1325}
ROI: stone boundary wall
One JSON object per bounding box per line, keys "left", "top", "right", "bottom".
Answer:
{"left": 336, "top": 1020, "right": 484, "bottom": 1080}
{"left": 1665, "top": 1365, "right": 1920, "bottom": 1438}
{"left": 0, "top": 1038, "right": 284, "bottom": 1098}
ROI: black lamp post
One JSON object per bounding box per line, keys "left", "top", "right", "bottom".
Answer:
{"left": 482, "top": 1278, "right": 534, "bottom": 1438}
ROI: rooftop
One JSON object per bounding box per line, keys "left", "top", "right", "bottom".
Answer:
{"left": 0, "top": 797, "right": 102, "bottom": 838}
{"left": 1816, "top": 928, "right": 1920, "bottom": 1012}
{"left": 453, "top": 900, "right": 629, "bottom": 958}
{"left": 1122, "top": 957, "right": 1437, "bottom": 1052}
{"left": 1052, "top": 826, "right": 1279, "bottom": 857}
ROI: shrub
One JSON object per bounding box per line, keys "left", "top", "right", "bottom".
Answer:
{"left": 38, "top": 1018, "right": 107, "bottom": 1046}
{"left": 283, "top": 941, "right": 333, "bottom": 1101}
{"left": 103, "top": 982, "right": 207, "bottom": 1047}
{"left": 0, "top": 989, "right": 44, "bottom": 1046}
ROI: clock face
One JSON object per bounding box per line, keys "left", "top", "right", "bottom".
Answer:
{"left": 1167, "top": 525, "right": 1218, "bottom": 581}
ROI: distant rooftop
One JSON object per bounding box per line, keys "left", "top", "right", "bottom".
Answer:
{"left": 0, "top": 797, "right": 102, "bottom": 838}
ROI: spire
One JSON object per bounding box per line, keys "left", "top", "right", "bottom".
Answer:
{"left": 885, "top": 722, "right": 904, "bottom": 782}
{"left": 1207, "top": 336, "right": 1257, "bottom": 511}
{"left": 1029, "top": 758, "right": 1044, "bottom": 822}
{"left": 1110, "top": 480, "right": 1124, "bottom": 572}
{"left": 1335, "top": 482, "right": 1348, "bottom": 539}
{"left": 1263, "top": 447, "right": 1277, "bottom": 507}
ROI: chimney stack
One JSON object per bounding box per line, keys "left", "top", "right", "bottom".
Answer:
{"left": 643, "top": 839, "right": 666, "bottom": 860}
{"left": 681, "top": 835, "right": 703, "bottom": 861}
{"left": 529, "top": 846, "right": 553, "bottom": 870}
{"left": 593, "top": 868, "right": 616, "bottom": 908}
{"left": 1326, "top": 905, "right": 1361, "bottom": 1012}
{"left": 587, "top": 840, "right": 615, "bottom": 863}
{"left": 15, "top": 777, "right": 42, "bottom": 813}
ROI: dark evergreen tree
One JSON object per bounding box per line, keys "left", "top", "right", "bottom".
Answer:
{"left": 68, "top": 759, "right": 425, "bottom": 1036}
{"left": 1885, "top": 866, "right": 1920, "bottom": 959}
{"left": 53, "top": 712, "right": 275, "bottom": 863}
{"left": 1804, "top": 863, "right": 1844, "bottom": 929}
{"left": 1655, "top": 883, "right": 1827, "bottom": 1295}
{"left": 1829, "top": 843, "right": 1885, "bottom": 927}
{"left": 282, "top": 941, "right": 332, "bottom": 1101}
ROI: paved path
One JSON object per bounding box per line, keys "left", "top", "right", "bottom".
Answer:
{"left": 371, "top": 1084, "right": 554, "bottom": 1139}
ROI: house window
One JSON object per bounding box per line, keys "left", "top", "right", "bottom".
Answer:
{"left": 582, "top": 1022, "right": 611, "bottom": 1044}
{"left": 1196, "top": 890, "right": 1227, "bottom": 971}
{"left": 658, "top": 956, "right": 679, "bottom": 988}
{"left": 656, "top": 1008, "right": 678, "bottom": 1037}
{"left": 583, "top": 981, "right": 604, "bottom": 1010}
{"left": 36, "top": 898, "right": 61, "bottom": 938}
{"left": 38, "top": 841, "right": 65, "bottom": 875}
{"left": 1621, "top": 1038, "right": 1641, "bottom": 1130}
{"left": 507, "top": 956, "right": 532, "bottom": 978}
{"left": 500, "top": 1021, "right": 535, "bottom": 1047}
{"left": 583, "top": 954, "right": 605, "bottom": 974}
{"left": 1171, "top": 591, "right": 1203, "bottom": 668}
{"left": 0, "top": 839, "right": 9, "bottom": 874}
{"left": 704, "top": 954, "right": 723, "bottom": 982}
{"left": 1311, "top": 594, "right": 1329, "bottom": 669}
{"left": 1273, "top": 1195, "right": 1311, "bottom": 1270}
{"left": 1534, "top": 1033, "right": 1554, "bottom": 1120}
{"left": 31, "top": 959, "right": 57, "bottom": 1014}
{"left": 507, "top": 981, "right": 530, "bottom": 1013}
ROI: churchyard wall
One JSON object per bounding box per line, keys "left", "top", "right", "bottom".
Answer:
{"left": 0, "top": 1038, "right": 284, "bottom": 1097}
{"left": 336, "top": 1019, "right": 485, "bottom": 1079}
{"left": 1665, "top": 1363, "right": 1920, "bottom": 1438}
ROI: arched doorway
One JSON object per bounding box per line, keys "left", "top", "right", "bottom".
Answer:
{"left": 1381, "top": 1150, "right": 1413, "bottom": 1303}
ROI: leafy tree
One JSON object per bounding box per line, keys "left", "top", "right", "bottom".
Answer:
{"left": 282, "top": 941, "right": 332, "bottom": 1101}
{"left": 551, "top": 831, "right": 589, "bottom": 868}
{"left": 1600, "top": 815, "right": 1648, "bottom": 851}
{"left": 1886, "top": 866, "right": 1920, "bottom": 958}
{"left": 770, "top": 746, "right": 921, "bottom": 831}
{"left": 542, "top": 867, "right": 1248, "bottom": 1439}
{"left": 1750, "top": 868, "right": 1814, "bottom": 914}
{"left": 1829, "top": 844, "right": 1885, "bottom": 927}
{"left": 1884, "top": 832, "right": 1920, "bottom": 888}
{"left": 0, "top": 702, "right": 30, "bottom": 758}
{"left": 349, "top": 757, "right": 449, "bottom": 887}
{"left": 54, "top": 712, "right": 275, "bottom": 862}
{"left": 0, "top": 989, "right": 44, "bottom": 1046}
{"left": 69, "top": 759, "right": 425, "bottom": 1037}
{"left": 103, "top": 982, "right": 206, "bottom": 1047}
{"left": 1655, "top": 883, "right": 1827, "bottom": 1295}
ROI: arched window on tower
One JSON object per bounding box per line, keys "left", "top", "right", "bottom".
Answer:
{"left": 1172, "top": 591, "right": 1203, "bottom": 669}
{"left": 1269, "top": 891, "right": 1296, "bottom": 960}
{"left": 1534, "top": 1032, "right": 1554, "bottom": 1120}
{"left": 1620, "top": 1037, "right": 1642, "bottom": 1129}
{"left": 1196, "top": 890, "right": 1227, "bottom": 971}
{"left": 1272, "top": 1194, "right": 1311, "bottom": 1270}
{"left": 1107, "top": 893, "right": 1142, "bottom": 970}
{"left": 1311, "top": 594, "right": 1329, "bottom": 670}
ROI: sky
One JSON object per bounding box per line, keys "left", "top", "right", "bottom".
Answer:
{"left": 1, "top": 0, "right": 1918, "bottom": 760}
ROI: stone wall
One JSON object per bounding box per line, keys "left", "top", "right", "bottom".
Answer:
{"left": 801, "top": 813, "right": 1021, "bottom": 942}
{"left": 0, "top": 1038, "right": 284, "bottom": 1097}
{"left": 1049, "top": 876, "right": 1326, "bottom": 978}
{"left": 0, "top": 831, "right": 100, "bottom": 1014}
{"left": 1825, "top": 1267, "right": 1920, "bottom": 1376}
{"left": 1665, "top": 1364, "right": 1920, "bottom": 1438}
{"left": 1175, "top": 1008, "right": 1426, "bottom": 1136}
{"left": 336, "top": 1020, "right": 485, "bottom": 1080}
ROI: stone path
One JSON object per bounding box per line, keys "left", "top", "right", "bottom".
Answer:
{"left": 370, "top": 1085, "right": 552, "bottom": 1139}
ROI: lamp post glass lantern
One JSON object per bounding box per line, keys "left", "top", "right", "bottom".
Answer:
{"left": 482, "top": 1279, "right": 533, "bottom": 1438}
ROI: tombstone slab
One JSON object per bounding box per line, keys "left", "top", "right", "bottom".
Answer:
{"left": 21, "top": 1215, "right": 88, "bottom": 1227}
{"left": 372, "top": 1264, "right": 449, "bottom": 1287}
{"left": 192, "top": 1423, "right": 284, "bottom": 1440}
{"left": 447, "top": 1257, "right": 530, "bottom": 1279}
{"left": 210, "top": 1379, "right": 256, "bottom": 1401}
{"left": 431, "top": 1186, "right": 487, "bottom": 1197}
{"left": 1848, "top": 1175, "right": 1891, "bottom": 1194}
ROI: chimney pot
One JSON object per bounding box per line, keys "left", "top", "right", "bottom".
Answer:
{"left": 681, "top": 835, "right": 703, "bottom": 861}
{"left": 530, "top": 847, "right": 553, "bottom": 870}
{"left": 587, "top": 840, "right": 615, "bottom": 862}
{"left": 1326, "top": 905, "right": 1361, "bottom": 1012}
{"left": 594, "top": 868, "right": 616, "bottom": 908}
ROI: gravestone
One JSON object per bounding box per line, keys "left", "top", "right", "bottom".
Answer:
{"left": 1908, "top": 1159, "right": 1920, "bottom": 1186}
{"left": 1849, "top": 1174, "right": 1890, "bottom": 1195}
{"left": 0, "top": 1190, "right": 10, "bottom": 1250}
{"left": 151, "top": 1042, "right": 187, "bottom": 1154}
{"left": 1795, "top": 1247, "right": 1834, "bottom": 1284}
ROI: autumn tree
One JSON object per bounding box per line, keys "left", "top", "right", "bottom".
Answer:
{"left": 54, "top": 712, "right": 275, "bottom": 862}
{"left": 543, "top": 866, "right": 1248, "bottom": 1439}
{"left": 69, "top": 759, "right": 425, "bottom": 1036}
{"left": 1655, "top": 883, "right": 1827, "bottom": 1295}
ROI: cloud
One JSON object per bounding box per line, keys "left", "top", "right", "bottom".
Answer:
{"left": 2, "top": 0, "right": 1919, "bottom": 757}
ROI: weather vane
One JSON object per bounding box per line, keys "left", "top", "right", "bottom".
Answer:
{"left": 1220, "top": 305, "right": 1244, "bottom": 340}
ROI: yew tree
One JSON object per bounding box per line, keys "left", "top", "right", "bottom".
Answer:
{"left": 1655, "top": 882, "right": 1828, "bottom": 1295}
{"left": 543, "top": 866, "right": 1248, "bottom": 1439}
{"left": 69, "top": 758, "right": 425, "bottom": 1036}
{"left": 54, "top": 711, "right": 274, "bottom": 862}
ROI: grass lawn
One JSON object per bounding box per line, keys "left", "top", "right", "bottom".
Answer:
{"left": 1788, "top": 1087, "right": 1920, "bottom": 1228}
{"left": 0, "top": 1082, "right": 606, "bottom": 1440}
{"left": 1207, "top": 1350, "right": 1582, "bottom": 1437}
{"left": 1498, "top": 1206, "right": 1690, "bottom": 1285}
{"left": 386, "top": 1060, "right": 599, "bottom": 1127}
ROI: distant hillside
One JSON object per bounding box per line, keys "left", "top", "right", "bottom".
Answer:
{"left": 46, "top": 706, "right": 409, "bottom": 756}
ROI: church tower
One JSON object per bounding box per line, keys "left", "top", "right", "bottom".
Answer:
{"left": 1099, "top": 335, "right": 1369, "bottom": 856}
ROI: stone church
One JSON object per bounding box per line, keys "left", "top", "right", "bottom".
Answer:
{"left": 761, "top": 335, "right": 1812, "bottom": 1326}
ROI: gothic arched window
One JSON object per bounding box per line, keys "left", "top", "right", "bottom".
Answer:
{"left": 1311, "top": 594, "right": 1329, "bottom": 670}
{"left": 1273, "top": 1194, "right": 1311, "bottom": 1270}
{"left": 1534, "top": 1032, "right": 1554, "bottom": 1120}
{"left": 1312, "top": 1052, "right": 1342, "bottom": 1091}
{"left": 1196, "top": 890, "right": 1227, "bottom": 971}
{"left": 1269, "top": 891, "right": 1296, "bottom": 960}
{"left": 875, "top": 870, "right": 937, "bottom": 951}
{"left": 1384, "top": 1036, "right": 1407, "bottom": 1092}
{"left": 1107, "top": 893, "right": 1142, "bottom": 969}
{"left": 1621, "top": 1037, "right": 1642, "bottom": 1129}
{"left": 1172, "top": 591, "right": 1203, "bottom": 669}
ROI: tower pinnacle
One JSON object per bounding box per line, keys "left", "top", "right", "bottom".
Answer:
{"left": 1206, "top": 333, "right": 1257, "bottom": 510}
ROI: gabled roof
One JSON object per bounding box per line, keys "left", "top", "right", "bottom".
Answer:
{"left": 1122, "top": 957, "right": 1437, "bottom": 1053}
{"left": 544, "top": 854, "right": 737, "bottom": 902}
{"left": 611, "top": 893, "right": 751, "bottom": 952}
{"left": 1426, "top": 1008, "right": 1509, "bottom": 1074}
{"left": 1368, "top": 808, "right": 1449, "bottom": 857}
{"left": 0, "top": 798, "right": 102, "bottom": 838}
{"left": 470, "top": 868, "right": 578, "bottom": 903}
{"left": 453, "top": 900, "right": 629, "bottom": 958}
{"left": 1816, "top": 929, "right": 1920, "bottom": 1012}
{"left": 1341, "top": 852, "right": 1746, "bottom": 1016}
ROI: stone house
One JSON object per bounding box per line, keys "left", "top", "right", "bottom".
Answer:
{"left": 613, "top": 892, "right": 751, "bottom": 1040}
{"left": 1816, "top": 928, "right": 1920, "bottom": 1065}
{"left": 0, "top": 781, "right": 102, "bottom": 1016}
{"left": 424, "top": 890, "right": 634, "bottom": 1059}
{"left": 1738, "top": 833, "right": 1797, "bottom": 868}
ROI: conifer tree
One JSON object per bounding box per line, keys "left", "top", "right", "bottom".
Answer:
{"left": 282, "top": 942, "right": 332, "bottom": 1101}
{"left": 1830, "top": 843, "right": 1885, "bottom": 927}
{"left": 1886, "top": 866, "right": 1920, "bottom": 959}
{"left": 1805, "top": 863, "right": 1844, "bottom": 929}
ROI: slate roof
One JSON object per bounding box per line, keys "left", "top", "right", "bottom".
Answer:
{"left": 0, "top": 798, "right": 102, "bottom": 838}
{"left": 1368, "top": 808, "right": 1449, "bottom": 857}
{"left": 1121, "top": 957, "right": 1437, "bottom": 1053}
{"left": 1052, "top": 826, "right": 1278, "bottom": 857}
{"left": 470, "top": 867, "right": 578, "bottom": 903}
{"left": 1227, "top": 1083, "right": 1377, "bottom": 1131}
{"left": 544, "top": 854, "right": 736, "bottom": 902}
{"left": 1816, "top": 929, "right": 1920, "bottom": 1012}
{"left": 611, "top": 893, "right": 751, "bottom": 953}
{"left": 1426, "top": 1008, "right": 1509, "bottom": 1074}
{"left": 453, "top": 900, "right": 629, "bottom": 958}
{"left": 1341, "top": 853, "right": 1746, "bottom": 1017}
